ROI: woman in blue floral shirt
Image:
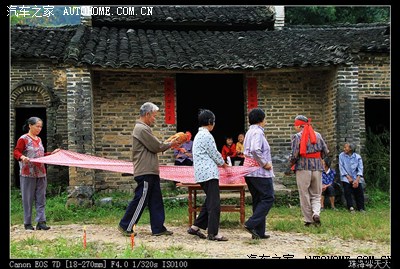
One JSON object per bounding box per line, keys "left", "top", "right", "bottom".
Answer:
{"left": 187, "top": 109, "right": 228, "bottom": 241}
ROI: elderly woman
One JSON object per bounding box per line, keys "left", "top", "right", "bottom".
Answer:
{"left": 187, "top": 109, "right": 228, "bottom": 241}
{"left": 339, "top": 142, "right": 366, "bottom": 213}
{"left": 242, "top": 108, "right": 275, "bottom": 239}
{"left": 13, "top": 116, "right": 60, "bottom": 230}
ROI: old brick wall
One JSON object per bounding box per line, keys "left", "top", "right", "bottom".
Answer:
{"left": 64, "top": 67, "right": 97, "bottom": 206}
{"left": 92, "top": 71, "right": 178, "bottom": 193}
{"left": 336, "top": 54, "right": 390, "bottom": 157}
{"left": 90, "top": 68, "right": 338, "bottom": 192}
{"left": 358, "top": 53, "right": 391, "bottom": 153}
{"left": 246, "top": 68, "right": 337, "bottom": 173}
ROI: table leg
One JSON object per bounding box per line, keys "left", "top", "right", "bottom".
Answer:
{"left": 188, "top": 188, "right": 193, "bottom": 227}
{"left": 193, "top": 189, "right": 197, "bottom": 225}
{"left": 240, "top": 187, "right": 245, "bottom": 224}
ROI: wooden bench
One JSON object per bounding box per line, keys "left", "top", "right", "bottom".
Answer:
{"left": 176, "top": 183, "right": 246, "bottom": 226}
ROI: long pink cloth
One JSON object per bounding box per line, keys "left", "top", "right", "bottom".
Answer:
{"left": 30, "top": 149, "right": 259, "bottom": 184}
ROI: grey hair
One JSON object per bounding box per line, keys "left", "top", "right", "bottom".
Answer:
{"left": 345, "top": 142, "right": 356, "bottom": 152}
{"left": 295, "top": 115, "right": 308, "bottom": 122}
{"left": 23, "top": 117, "right": 42, "bottom": 132}
{"left": 139, "top": 102, "right": 159, "bottom": 117}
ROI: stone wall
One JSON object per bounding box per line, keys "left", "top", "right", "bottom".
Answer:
{"left": 65, "top": 67, "right": 96, "bottom": 206}
{"left": 336, "top": 54, "right": 390, "bottom": 157}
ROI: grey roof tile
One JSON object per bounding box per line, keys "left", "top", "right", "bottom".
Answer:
{"left": 11, "top": 25, "right": 78, "bottom": 61}
{"left": 11, "top": 22, "right": 389, "bottom": 70}
{"left": 92, "top": 6, "right": 275, "bottom": 28}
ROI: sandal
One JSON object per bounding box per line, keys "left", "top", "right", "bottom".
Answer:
{"left": 207, "top": 235, "right": 229, "bottom": 241}
{"left": 187, "top": 227, "right": 206, "bottom": 239}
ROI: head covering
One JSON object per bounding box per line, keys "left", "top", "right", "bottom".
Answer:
{"left": 294, "top": 115, "right": 308, "bottom": 127}
{"left": 294, "top": 115, "right": 317, "bottom": 156}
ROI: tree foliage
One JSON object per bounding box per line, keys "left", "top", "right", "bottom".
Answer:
{"left": 363, "top": 130, "right": 390, "bottom": 192}
{"left": 285, "top": 6, "right": 390, "bottom": 25}
{"left": 9, "top": 6, "right": 80, "bottom": 27}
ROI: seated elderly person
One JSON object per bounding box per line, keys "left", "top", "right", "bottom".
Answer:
{"left": 174, "top": 131, "right": 193, "bottom": 166}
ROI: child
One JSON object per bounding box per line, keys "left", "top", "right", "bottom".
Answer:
{"left": 221, "top": 136, "right": 238, "bottom": 165}
{"left": 235, "top": 133, "right": 245, "bottom": 165}
{"left": 321, "top": 157, "right": 337, "bottom": 211}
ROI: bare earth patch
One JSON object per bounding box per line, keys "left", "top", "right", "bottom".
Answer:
{"left": 10, "top": 224, "right": 390, "bottom": 259}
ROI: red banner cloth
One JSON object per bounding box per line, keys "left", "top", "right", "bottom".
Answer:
{"left": 247, "top": 77, "right": 258, "bottom": 110}
{"left": 164, "top": 77, "right": 175, "bottom": 124}
{"left": 30, "top": 150, "right": 259, "bottom": 185}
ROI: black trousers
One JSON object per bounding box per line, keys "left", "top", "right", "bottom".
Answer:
{"left": 193, "top": 179, "right": 221, "bottom": 236}
{"left": 342, "top": 182, "right": 365, "bottom": 210}
{"left": 119, "top": 174, "right": 167, "bottom": 234}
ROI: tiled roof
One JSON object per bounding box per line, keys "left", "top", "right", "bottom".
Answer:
{"left": 11, "top": 23, "right": 389, "bottom": 70}
{"left": 284, "top": 23, "right": 390, "bottom": 53}
{"left": 92, "top": 6, "right": 275, "bottom": 30}
{"left": 10, "top": 25, "right": 79, "bottom": 60}
{"left": 76, "top": 27, "right": 348, "bottom": 69}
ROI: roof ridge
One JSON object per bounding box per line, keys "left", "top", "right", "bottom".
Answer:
{"left": 284, "top": 22, "right": 389, "bottom": 30}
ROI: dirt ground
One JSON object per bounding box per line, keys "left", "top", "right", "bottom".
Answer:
{"left": 10, "top": 223, "right": 390, "bottom": 259}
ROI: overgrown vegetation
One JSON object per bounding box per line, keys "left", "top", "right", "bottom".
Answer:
{"left": 363, "top": 130, "right": 390, "bottom": 192}
{"left": 285, "top": 6, "right": 390, "bottom": 25}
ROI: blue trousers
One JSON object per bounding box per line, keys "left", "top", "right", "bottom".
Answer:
{"left": 119, "top": 174, "right": 167, "bottom": 234}
{"left": 244, "top": 176, "right": 275, "bottom": 237}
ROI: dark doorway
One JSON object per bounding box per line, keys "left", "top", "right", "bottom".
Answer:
{"left": 14, "top": 108, "right": 47, "bottom": 188}
{"left": 176, "top": 74, "right": 245, "bottom": 152}
{"left": 365, "top": 99, "right": 390, "bottom": 135}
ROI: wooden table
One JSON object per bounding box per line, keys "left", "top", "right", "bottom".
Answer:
{"left": 176, "top": 183, "right": 246, "bottom": 226}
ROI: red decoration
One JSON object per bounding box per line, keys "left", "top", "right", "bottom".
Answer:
{"left": 131, "top": 224, "right": 136, "bottom": 249}
{"left": 131, "top": 232, "right": 135, "bottom": 249}
{"left": 164, "top": 78, "right": 175, "bottom": 124}
{"left": 247, "top": 78, "right": 258, "bottom": 110}
{"left": 83, "top": 226, "right": 87, "bottom": 249}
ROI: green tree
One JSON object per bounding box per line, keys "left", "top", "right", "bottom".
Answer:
{"left": 9, "top": 6, "right": 80, "bottom": 27}
{"left": 285, "top": 6, "right": 390, "bottom": 25}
